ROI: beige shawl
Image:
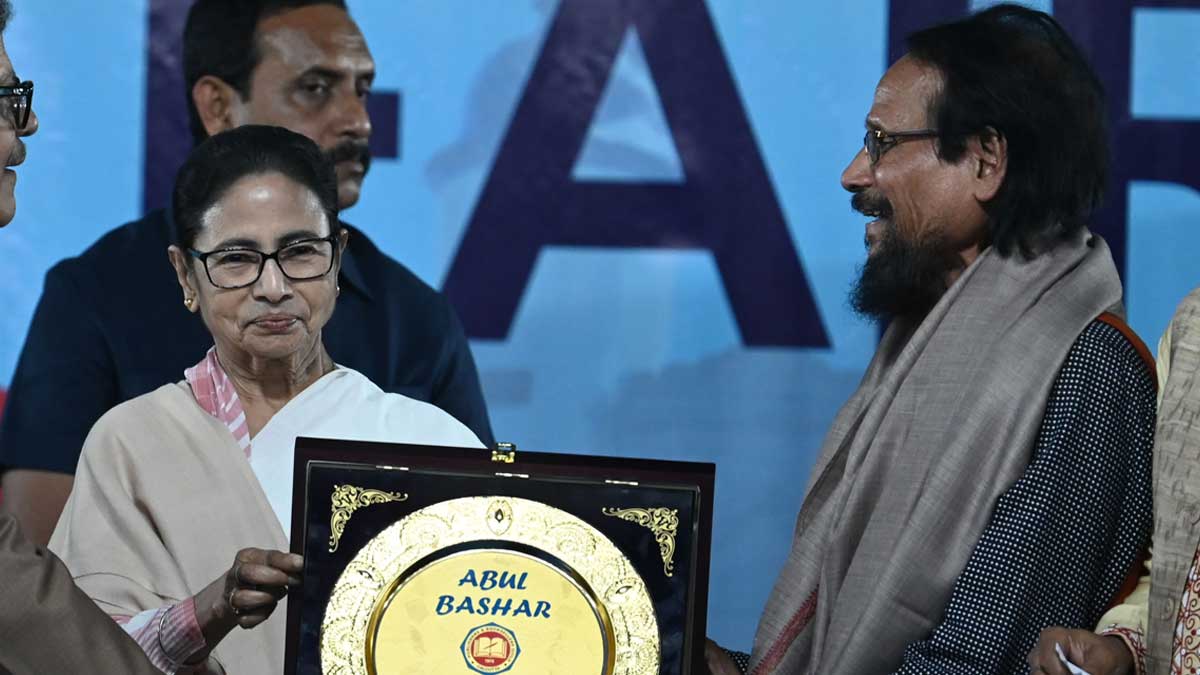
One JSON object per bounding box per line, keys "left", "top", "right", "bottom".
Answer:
{"left": 749, "top": 230, "right": 1124, "bottom": 674}
{"left": 1147, "top": 288, "right": 1200, "bottom": 673}
{"left": 50, "top": 383, "right": 287, "bottom": 673}
{"left": 50, "top": 374, "right": 483, "bottom": 674}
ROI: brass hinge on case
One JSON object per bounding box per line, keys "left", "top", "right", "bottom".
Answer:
{"left": 491, "top": 441, "right": 517, "bottom": 464}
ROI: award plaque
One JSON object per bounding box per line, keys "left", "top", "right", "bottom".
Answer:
{"left": 284, "top": 438, "right": 715, "bottom": 675}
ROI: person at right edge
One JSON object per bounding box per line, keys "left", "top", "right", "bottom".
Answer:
{"left": 706, "top": 5, "right": 1155, "bottom": 675}
{"left": 1027, "top": 297, "right": 1200, "bottom": 673}
{"left": 0, "top": 0, "right": 496, "bottom": 547}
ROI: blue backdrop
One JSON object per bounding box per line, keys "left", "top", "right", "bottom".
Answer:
{"left": 2, "top": 0, "right": 1199, "bottom": 650}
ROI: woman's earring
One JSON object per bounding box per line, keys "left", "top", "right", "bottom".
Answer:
{"left": 184, "top": 297, "right": 194, "bottom": 310}
{"left": 336, "top": 284, "right": 341, "bottom": 297}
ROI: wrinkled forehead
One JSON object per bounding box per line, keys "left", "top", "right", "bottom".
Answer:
{"left": 866, "top": 55, "right": 942, "bottom": 131}
{"left": 197, "top": 173, "right": 330, "bottom": 248}
{"left": 255, "top": 5, "right": 373, "bottom": 77}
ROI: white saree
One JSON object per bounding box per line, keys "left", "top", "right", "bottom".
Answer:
{"left": 249, "top": 367, "right": 483, "bottom": 537}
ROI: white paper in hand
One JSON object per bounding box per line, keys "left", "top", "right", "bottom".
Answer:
{"left": 1055, "top": 643, "right": 1093, "bottom": 675}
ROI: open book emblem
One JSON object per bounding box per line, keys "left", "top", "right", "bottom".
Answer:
{"left": 461, "top": 623, "right": 521, "bottom": 673}
{"left": 474, "top": 636, "right": 508, "bottom": 658}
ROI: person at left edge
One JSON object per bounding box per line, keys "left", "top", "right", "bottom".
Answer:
{"left": 0, "top": 0, "right": 496, "bottom": 547}
{"left": 0, "top": 2, "right": 161, "bottom": 673}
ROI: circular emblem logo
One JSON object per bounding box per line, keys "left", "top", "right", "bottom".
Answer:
{"left": 460, "top": 622, "right": 521, "bottom": 674}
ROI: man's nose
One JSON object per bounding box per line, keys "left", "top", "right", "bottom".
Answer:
{"left": 333, "top": 88, "right": 371, "bottom": 142}
{"left": 19, "top": 108, "right": 38, "bottom": 137}
{"left": 841, "top": 147, "right": 872, "bottom": 193}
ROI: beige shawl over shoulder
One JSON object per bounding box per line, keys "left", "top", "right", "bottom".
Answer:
{"left": 50, "top": 382, "right": 288, "bottom": 674}
{"left": 1147, "top": 287, "right": 1200, "bottom": 673}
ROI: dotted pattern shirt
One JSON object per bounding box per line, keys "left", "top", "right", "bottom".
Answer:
{"left": 892, "top": 319, "right": 1156, "bottom": 675}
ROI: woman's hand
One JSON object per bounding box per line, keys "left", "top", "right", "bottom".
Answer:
{"left": 193, "top": 548, "right": 304, "bottom": 653}
{"left": 1026, "top": 626, "right": 1134, "bottom": 675}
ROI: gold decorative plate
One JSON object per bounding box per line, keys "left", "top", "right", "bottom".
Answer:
{"left": 320, "top": 496, "right": 660, "bottom": 675}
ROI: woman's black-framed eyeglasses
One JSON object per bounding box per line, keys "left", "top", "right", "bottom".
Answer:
{"left": 0, "top": 81, "right": 34, "bottom": 131}
{"left": 863, "top": 127, "right": 938, "bottom": 165}
{"left": 188, "top": 234, "right": 339, "bottom": 290}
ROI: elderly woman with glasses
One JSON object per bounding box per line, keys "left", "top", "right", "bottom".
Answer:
{"left": 49, "top": 125, "right": 481, "bottom": 674}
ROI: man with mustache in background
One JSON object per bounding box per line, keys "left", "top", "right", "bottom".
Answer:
{"left": 0, "top": 0, "right": 495, "bottom": 546}
{"left": 706, "top": 5, "right": 1156, "bottom": 675}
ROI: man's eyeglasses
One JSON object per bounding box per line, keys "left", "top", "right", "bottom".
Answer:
{"left": 0, "top": 81, "right": 33, "bottom": 131}
{"left": 863, "top": 127, "right": 937, "bottom": 165}
{"left": 188, "top": 234, "right": 338, "bottom": 290}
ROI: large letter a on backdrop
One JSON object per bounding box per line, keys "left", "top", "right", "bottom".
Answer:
{"left": 443, "top": 0, "right": 829, "bottom": 347}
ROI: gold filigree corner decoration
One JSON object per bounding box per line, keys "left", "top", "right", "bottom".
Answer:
{"left": 328, "top": 484, "right": 408, "bottom": 552}
{"left": 602, "top": 507, "right": 680, "bottom": 577}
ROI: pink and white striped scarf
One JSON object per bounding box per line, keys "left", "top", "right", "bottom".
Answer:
{"left": 184, "top": 347, "right": 251, "bottom": 456}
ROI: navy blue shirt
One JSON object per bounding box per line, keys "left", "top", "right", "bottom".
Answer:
{"left": 0, "top": 209, "right": 494, "bottom": 474}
